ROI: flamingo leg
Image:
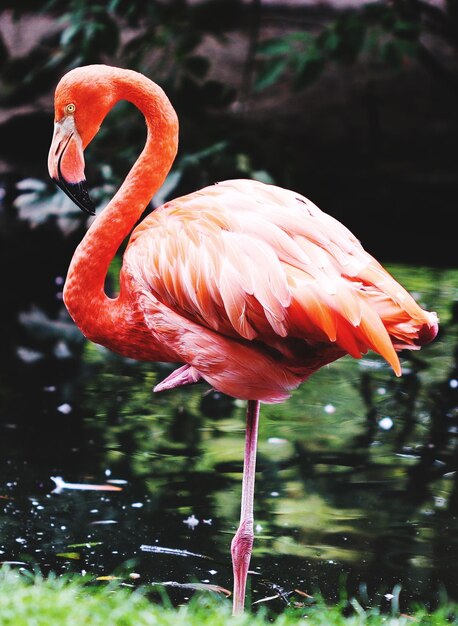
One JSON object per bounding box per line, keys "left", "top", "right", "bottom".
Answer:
{"left": 231, "top": 399, "right": 260, "bottom": 615}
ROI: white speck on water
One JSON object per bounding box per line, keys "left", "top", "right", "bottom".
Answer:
{"left": 15, "top": 538, "right": 27, "bottom": 544}
{"left": 131, "top": 502, "right": 143, "bottom": 508}
{"left": 90, "top": 509, "right": 99, "bottom": 514}
{"left": 105, "top": 469, "right": 111, "bottom": 477}
{"left": 57, "top": 403, "right": 72, "bottom": 415}
{"left": 270, "top": 491, "right": 279, "bottom": 497}
{"left": 255, "top": 524, "right": 263, "bottom": 532}
{"left": 54, "top": 341, "right": 72, "bottom": 359}
{"left": 60, "top": 526, "right": 66, "bottom": 530}
{"left": 385, "top": 593, "right": 394, "bottom": 600}
{"left": 267, "top": 437, "right": 287, "bottom": 444}
{"left": 379, "top": 417, "right": 394, "bottom": 430}
{"left": 203, "top": 518, "right": 212, "bottom": 525}
{"left": 449, "top": 379, "right": 458, "bottom": 389}
{"left": 183, "top": 514, "right": 199, "bottom": 529}
{"left": 209, "top": 569, "right": 217, "bottom": 575}
{"left": 55, "top": 276, "right": 64, "bottom": 286}
{"left": 129, "top": 573, "right": 141, "bottom": 580}
{"left": 16, "top": 346, "right": 43, "bottom": 363}
{"left": 324, "top": 404, "right": 335, "bottom": 414}
{"left": 377, "top": 387, "right": 386, "bottom": 395}
{"left": 43, "top": 386, "right": 56, "bottom": 392}
{"left": 201, "top": 579, "right": 210, "bottom": 583}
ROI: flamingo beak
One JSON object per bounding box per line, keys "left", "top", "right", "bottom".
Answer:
{"left": 48, "top": 117, "right": 95, "bottom": 215}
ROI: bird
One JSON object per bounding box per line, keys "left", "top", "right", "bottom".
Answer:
{"left": 48, "top": 64, "right": 438, "bottom": 614}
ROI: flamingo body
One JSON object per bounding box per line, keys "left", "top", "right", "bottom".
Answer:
{"left": 47, "top": 65, "right": 438, "bottom": 613}
{"left": 119, "top": 178, "right": 435, "bottom": 402}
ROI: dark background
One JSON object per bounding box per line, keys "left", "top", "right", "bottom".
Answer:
{"left": 0, "top": 0, "right": 457, "bottom": 270}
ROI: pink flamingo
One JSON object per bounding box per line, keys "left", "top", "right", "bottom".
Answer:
{"left": 48, "top": 65, "right": 438, "bottom": 614}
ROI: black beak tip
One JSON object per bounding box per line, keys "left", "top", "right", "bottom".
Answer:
{"left": 54, "top": 176, "right": 96, "bottom": 216}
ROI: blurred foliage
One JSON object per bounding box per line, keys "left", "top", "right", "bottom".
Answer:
{"left": 1, "top": 570, "right": 458, "bottom": 625}
{"left": 1, "top": 0, "right": 457, "bottom": 223}
{"left": 0, "top": 0, "right": 249, "bottom": 201}
{"left": 255, "top": 1, "right": 458, "bottom": 92}
{"left": 0, "top": 0, "right": 239, "bottom": 108}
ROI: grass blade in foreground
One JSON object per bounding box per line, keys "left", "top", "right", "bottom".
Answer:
{"left": 0, "top": 571, "right": 456, "bottom": 625}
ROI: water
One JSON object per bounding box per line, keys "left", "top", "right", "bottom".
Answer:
{"left": 0, "top": 258, "right": 457, "bottom": 612}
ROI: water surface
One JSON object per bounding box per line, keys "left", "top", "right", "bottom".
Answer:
{"left": 0, "top": 263, "right": 457, "bottom": 611}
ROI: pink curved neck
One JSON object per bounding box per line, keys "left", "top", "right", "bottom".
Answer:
{"left": 63, "top": 72, "right": 178, "bottom": 343}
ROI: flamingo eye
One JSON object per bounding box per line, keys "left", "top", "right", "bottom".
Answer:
{"left": 65, "top": 103, "right": 76, "bottom": 114}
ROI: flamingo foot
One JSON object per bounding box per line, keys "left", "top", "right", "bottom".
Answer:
{"left": 231, "top": 518, "right": 254, "bottom": 615}
{"left": 153, "top": 364, "right": 202, "bottom": 392}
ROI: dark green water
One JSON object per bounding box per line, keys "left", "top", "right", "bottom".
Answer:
{"left": 0, "top": 263, "right": 457, "bottom": 612}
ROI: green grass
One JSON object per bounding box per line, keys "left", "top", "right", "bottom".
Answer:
{"left": 0, "top": 570, "right": 456, "bottom": 626}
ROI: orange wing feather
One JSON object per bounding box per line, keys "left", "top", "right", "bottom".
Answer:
{"left": 124, "top": 179, "right": 437, "bottom": 401}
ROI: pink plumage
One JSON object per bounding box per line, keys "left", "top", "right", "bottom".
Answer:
{"left": 123, "top": 178, "right": 437, "bottom": 401}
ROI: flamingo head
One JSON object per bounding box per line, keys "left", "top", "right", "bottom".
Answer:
{"left": 48, "top": 65, "right": 120, "bottom": 215}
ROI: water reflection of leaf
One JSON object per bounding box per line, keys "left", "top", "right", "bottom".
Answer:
{"left": 140, "top": 545, "right": 212, "bottom": 560}
{"left": 153, "top": 581, "right": 231, "bottom": 597}
{"left": 56, "top": 552, "right": 80, "bottom": 560}
{"left": 19, "top": 307, "right": 83, "bottom": 345}
{"left": 270, "top": 535, "right": 361, "bottom": 563}
{"left": 67, "top": 542, "right": 103, "bottom": 548}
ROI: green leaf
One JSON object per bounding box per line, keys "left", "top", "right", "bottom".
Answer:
{"left": 393, "top": 19, "right": 420, "bottom": 39}
{"left": 285, "top": 31, "right": 314, "bottom": 45}
{"left": 56, "top": 552, "right": 81, "bottom": 560}
{"left": 255, "top": 57, "right": 289, "bottom": 91}
{"left": 320, "top": 30, "right": 340, "bottom": 54}
{"left": 257, "top": 38, "right": 292, "bottom": 57}
{"left": 67, "top": 542, "right": 103, "bottom": 549}
{"left": 60, "top": 22, "right": 81, "bottom": 48}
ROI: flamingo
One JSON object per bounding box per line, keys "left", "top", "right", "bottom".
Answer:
{"left": 47, "top": 64, "right": 438, "bottom": 614}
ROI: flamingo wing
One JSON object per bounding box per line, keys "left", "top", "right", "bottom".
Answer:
{"left": 123, "top": 179, "right": 437, "bottom": 397}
